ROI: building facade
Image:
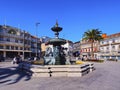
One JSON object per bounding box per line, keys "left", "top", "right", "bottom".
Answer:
{"left": 99, "top": 33, "right": 120, "bottom": 60}
{"left": 80, "top": 33, "right": 120, "bottom": 60}
{"left": 0, "top": 25, "right": 41, "bottom": 59}
{"left": 80, "top": 40, "right": 99, "bottom": 59}
{"left": 72, "top": 41, "right": 80, "bottom": 52}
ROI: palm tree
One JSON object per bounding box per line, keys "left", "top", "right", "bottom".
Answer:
{"left": 82, "top": 29, "right": 103, "bottom": 59}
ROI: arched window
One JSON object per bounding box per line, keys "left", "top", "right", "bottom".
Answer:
{"left": 112, "top": 39, "right": 115, "bottom": 43}
{"left": 112, "top": 46, "right": 115, "bottom": 49}
{"left": 8, "top": 29, "right": 16, "bottom": 35}
{"left": 106, "top": 47, "right": 109, "bottom": 50}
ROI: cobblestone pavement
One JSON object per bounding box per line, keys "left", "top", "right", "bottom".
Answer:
{"left": 0, "top": 61, "right": 120, "bottom": 90}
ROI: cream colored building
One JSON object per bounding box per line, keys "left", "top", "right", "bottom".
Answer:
{"left": 99, "top": 33, "right": 120, "bottom": 60}
{"left": 80, "top": 40, "right": 99, "bottom": 59}
{"left": 0, "top": 25, "right": 41, "bottom": 59}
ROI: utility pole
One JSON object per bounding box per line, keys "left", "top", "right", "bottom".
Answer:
{"left": 36, "top": 22, "right": 40, "bottom": 57}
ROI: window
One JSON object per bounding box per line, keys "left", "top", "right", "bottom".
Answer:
{"left": 106, "top": 41, "right": 109, "bottom": 44}
{"left": 119, "top": 45, "right": 120, "bottom": 49}
{"left": 20, "top": 47, "right": 23, "bottom": 50}
{"left": 112, "top": 39, "right": 115, "bottom": 43}
{"left": 106, "top": 47, "right": 109, "bottom": 50}
{"left": 20, "top": 33, "right": 23, "bottom": 36}
{"left": 20, "top": 40, "right": 23, "bottom": 43}
{"left": 6, "top": 46, "right": 10, "bottom": 49}
{"left": 8, "top": 29, "right": 16, "bottom": 35}
{"left": 25, "top": 48, "right": 27, "bottom": 50}
{"left": 0, "top": 45, "right": 3, "bottom": 49}
{"left": 0, "top": 36, "right": 3, "bottom": 41}
{"left": 7, "top": 38, "right": 10, "bottom": 42}
{"left": 28, "top": 41, "right": 30, "bottom": 45}
{"left": 101, "top": 41, "right": 104, "bottom": 44}
{"left": 112, "top": 46, "right": 115, "bottom": 49}
{"left": 28, "top": 48, "right": 30, "bottom": 50}
{"left": 15, "top": 47, "right": 18, "bottom": 50}
{"left": 15, "top": 39, "right": 18, "bottom": 43}
{"left": 25, "top": 41, "right": 27, "bottom": 44}
{"left": 11, "top": 46, "right": 14, "bottom": 50}
{"left": 0, "top": 29, "right": 4, "bottom": 33}
{"left": 100, "top": 47, "right": 103, "bottom": 51}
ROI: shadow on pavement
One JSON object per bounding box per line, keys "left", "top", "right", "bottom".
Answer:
{"left": 0, "top": 66, "right": 33, "bottom": 85}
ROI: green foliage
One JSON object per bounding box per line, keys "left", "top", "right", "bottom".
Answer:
{"left": 31, "top": 60, "right": 44, "bottom": 65}
{"left": 86, "top": 59, "right": 104, "bottom": 63}
{"left": 107, "top": 59, "right": 118, "bottom": 62}
{"left": 82, "top": 29, "right": 103, "bottom": 42}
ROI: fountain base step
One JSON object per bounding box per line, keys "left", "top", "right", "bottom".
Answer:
{"left": 29, "top": 63, "right": 95, "bottom": 77}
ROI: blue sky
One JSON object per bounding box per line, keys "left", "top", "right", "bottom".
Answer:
{"left": 0, "top": 0, "right": 120, "bottom": 42}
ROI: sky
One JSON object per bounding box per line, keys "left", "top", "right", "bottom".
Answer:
{"left": 0, "top": 0, "right": 120, "bottom": 42}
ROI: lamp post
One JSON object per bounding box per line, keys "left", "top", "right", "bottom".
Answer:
{"left": 115, "top": 51, "right": 118, "bottom": 61}
{"left": 36, "top": 22, "right": 40, "bottom": 57}
{"left": 109, "top": 43, "right": 112, "bottom": 59}
{"left": 23, "top": 30, "right": 25, "bottom": 60}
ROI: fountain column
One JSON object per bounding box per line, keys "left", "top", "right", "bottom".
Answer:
{"left": 44, "top": 21, "right": 66, "bottom": 65}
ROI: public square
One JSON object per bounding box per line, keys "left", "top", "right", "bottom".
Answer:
{"left": 0, "top": 61, "right": 120, "bottom": 90}
{"left": 0, "top": 0, "right": 120, "bottom": 90}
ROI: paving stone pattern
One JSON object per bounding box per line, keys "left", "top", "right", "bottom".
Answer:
{"left": 0, "top": 61, "right": 120, "bottom": 90}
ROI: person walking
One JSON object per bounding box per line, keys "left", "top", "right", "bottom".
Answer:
{"left": 12, "top": 56, "right": 17, "bottom": 64}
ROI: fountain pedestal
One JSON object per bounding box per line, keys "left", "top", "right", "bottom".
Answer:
{"left": 44, "top": 21, "right": 66, "bottom": 65}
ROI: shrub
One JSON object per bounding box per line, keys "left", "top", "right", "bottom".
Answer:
{"left": 86, "top": 59, "right": 104, "bottom": 63}
{"left": 31, "top": 60, "right": 44, "bottom": 65}
{"left": 75, "top": 60, "right": 84, "bottom": 64}
{"left": 107, "top": 59, "right": 118, "bottom": 62}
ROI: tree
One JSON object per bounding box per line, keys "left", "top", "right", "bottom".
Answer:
{"left": 82, "top": 29, "right": 103, "bottom": 59}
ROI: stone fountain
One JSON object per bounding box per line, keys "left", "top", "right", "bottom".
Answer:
{"left": 19, "top": 21, "right": 95, "bottom": 77}
{"left": 44, "top": 21, "right": 66, "bottom": 65}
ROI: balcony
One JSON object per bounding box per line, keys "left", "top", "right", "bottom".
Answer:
{"left": 24, "top": 44, "right": 31, "bottom": 47}
{"left": 24, "top": 37, "right": 31, "bottom": 40}
{"left": 100, "top": 43, "right": 109, "bottom": 47}
{"left": 0, "top": 33, "right": 24, "bottom": 39}
{"left": 0, "top": 41, "right": 23, "bottom": 46}
{"left": 100, "top": 51, "right": 120, "bottom": 56}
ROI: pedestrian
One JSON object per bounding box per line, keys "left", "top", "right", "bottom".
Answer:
{"left": 34, "top": 56, "right": 37, "bottom": 61}
{"left": 82, "top": 57, "right": 84, "bottom": 61}
{"left": 12, "top": 56, "right": 17, "bottom": 64}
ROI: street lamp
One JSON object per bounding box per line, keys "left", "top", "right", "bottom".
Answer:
{"left": 36, "top": 22, "right": 40, "bottom": 57}
{"left": 23, "top": 30, "right": 25, "bottom": 60}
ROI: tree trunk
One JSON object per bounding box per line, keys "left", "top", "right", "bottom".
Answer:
{"left": 91, "top": 41, "right": 94, "bottom": 59}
